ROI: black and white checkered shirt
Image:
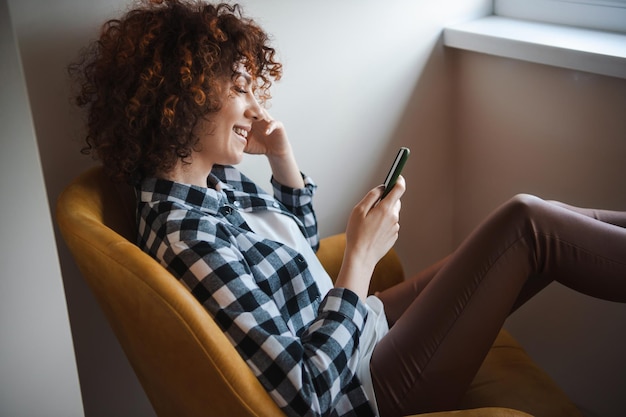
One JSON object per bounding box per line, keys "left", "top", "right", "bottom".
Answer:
{"left": 137, "top": 165, "right": 375, "bottom": 417}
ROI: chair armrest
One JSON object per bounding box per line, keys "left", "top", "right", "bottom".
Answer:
{"left": 317, "top": 233, "right": 405, "bottom": 294}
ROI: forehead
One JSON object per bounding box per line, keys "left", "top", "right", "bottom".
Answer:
{"left": 232, "top": 62, "right": 253, "bottom": 82}
{"left": 230, "top": 68, "right": 261, "bottom": 94}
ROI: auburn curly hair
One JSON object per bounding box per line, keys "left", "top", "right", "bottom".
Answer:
{"left": 69, "top": 0, "right": 282, "bottom": 184}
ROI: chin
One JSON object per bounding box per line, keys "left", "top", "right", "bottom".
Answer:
{"left": 226, "top": 154, "right": 245, "bottom": 166}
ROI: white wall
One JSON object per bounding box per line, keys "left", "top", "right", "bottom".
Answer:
{"left": 8, "top": 0, "right": 491, "bottom": 415}
{"left": 0, "top": 0, "right": 83, "bottom": 415}
{"left": 236, "top": 0, "right": 491, "bottom": 248}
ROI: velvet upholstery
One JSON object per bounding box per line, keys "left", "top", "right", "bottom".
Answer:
{"left": 56, "top": 166, "right": 579, "bottom": 417}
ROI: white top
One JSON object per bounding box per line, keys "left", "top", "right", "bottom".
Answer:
{"left": 239, "top": 209, "right": 389, "bottom": 415}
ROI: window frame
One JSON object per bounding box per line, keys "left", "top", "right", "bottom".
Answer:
{"left": 494, "top": 0, "right": 626, "bottom": 33}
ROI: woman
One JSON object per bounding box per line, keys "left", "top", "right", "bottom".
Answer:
{"left": 69, "top": 1, "right": 626, "bottom": 416}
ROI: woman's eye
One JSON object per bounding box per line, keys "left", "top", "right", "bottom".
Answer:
{"left": 234, "top": 86, "right": 248, "bottom": 94}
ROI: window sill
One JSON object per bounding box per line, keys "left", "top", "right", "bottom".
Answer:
{"left": 443, "top": 16, "right": 626, "bottom": 79}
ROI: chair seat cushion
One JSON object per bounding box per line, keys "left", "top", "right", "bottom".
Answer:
{"left": 459, "top": 329, "right": 582, "bottom": 417}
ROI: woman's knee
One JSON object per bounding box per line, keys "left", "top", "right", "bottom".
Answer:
{"left": 497, "top": 193, "right": 548, "bottom": 228}
{"left": 509, "top": 193, "right": 542, "bottom": 205}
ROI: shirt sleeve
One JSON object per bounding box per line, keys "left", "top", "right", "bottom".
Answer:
{"left": 271, "top": 174, "right": 319, "bottom": 251}
{"left": 166, "top": 229, "right": 370, "bottom": 417}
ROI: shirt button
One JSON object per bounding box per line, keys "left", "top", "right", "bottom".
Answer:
{"left": 233, "top": 201, "right": 240, "bottom": 207}
{"left": 272, "top": 202, "right": 280, "bottom": 208}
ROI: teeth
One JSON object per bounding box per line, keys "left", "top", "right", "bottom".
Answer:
{"left": 233, "top": 127, "right": 248, "bottom": 138}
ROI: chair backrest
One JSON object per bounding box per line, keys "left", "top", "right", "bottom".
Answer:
{"left": 56, "top": 166, "right": 285, "bottom": 417}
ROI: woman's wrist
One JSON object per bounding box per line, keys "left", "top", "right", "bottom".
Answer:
{"left": 267, "top": 148, "right": 305, "bottom": 189}
{"left": 334, "top": 249, "right": 376, "bottom": 301}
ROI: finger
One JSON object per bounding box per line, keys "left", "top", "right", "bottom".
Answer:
{"left": 371, "top": 185, "right": 386, "bottom": 203}
{"left": 257, "top": 107, "right": 270, "bottom": 120}
{"left": 265, "top": 120, "right": 282, "bottom": 135}
{"left": 261, "top": 108, "right": 275, "bottom": 124}
{"left": 359, "top": 186, "right": 385, "bottom": 213}
{"left": 395, "top": 199, "right": 402, "bottom": 215}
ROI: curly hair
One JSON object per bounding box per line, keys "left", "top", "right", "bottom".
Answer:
{"left": 69, "top": 0, "right": 282, "bottom": 183}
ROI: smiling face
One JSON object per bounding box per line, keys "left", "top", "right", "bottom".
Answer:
{"left": 193, "top": 66, "right": 262, "bottom": 172}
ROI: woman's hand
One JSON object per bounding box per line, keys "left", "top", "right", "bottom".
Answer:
{"left": 335, "top": 176, "right": 406, "bottom": 299}
{"left": 346, "top": 176, "right": 405, "bottom": 267}
{"left": 245, "top": 108, "right": 290, "bottom": 157}
{"left": 244, "top": 109, "right": 304, "bottom": 189}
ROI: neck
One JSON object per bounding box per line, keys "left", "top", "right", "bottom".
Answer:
{"left": 157, "top": 160, "right": 213, "bottom": 188}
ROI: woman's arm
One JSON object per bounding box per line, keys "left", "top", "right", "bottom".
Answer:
{"left": 167, "top": 234, "right": 370, "bottom": 417}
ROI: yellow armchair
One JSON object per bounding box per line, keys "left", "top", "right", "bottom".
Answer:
{"left": 56, "top": 166, "right": 579, "bottom": 417}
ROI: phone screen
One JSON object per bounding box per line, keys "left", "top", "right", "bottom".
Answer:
{"left": 381, "top": 147, "right": 410, "bottom": 199}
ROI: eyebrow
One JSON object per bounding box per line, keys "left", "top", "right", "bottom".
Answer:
{"left": 234, "top": 71, "right": 253, "bottom": 85}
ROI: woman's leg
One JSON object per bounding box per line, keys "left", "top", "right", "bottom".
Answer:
{"left": 512, "top": 199, "right": 626, "bottom": 309}
{"left": 371, "top": 194, "right": 626, "bottom": 417}
{"left": 547, "top": 199, "right": 626, "bottom": 227}
{"left": 375, "top": 255, "right": 449, "bottom": 326}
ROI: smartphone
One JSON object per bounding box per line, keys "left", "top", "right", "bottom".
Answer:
{"left": 381, "top": 147, "right": 410, "bottom": 199}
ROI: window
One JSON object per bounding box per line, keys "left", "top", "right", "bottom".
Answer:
{"left": 444, "top": 0, "right": 626, "bottom": 78}
{"left": 495, "top": 0, "right": 626, "bottom": 33}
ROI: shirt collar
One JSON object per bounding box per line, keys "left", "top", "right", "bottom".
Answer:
{"left": 138, "top": 165, "right": 279, "bottom": 215}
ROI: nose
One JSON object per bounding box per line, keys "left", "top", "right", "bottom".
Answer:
{"left": 244, "top": 94, "right": 263, "bottom": 121}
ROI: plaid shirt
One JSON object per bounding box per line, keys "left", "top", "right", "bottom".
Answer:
{"left": 137, "top": 165, "right": 375, "bottom": 417}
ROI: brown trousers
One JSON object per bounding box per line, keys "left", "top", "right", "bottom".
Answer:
{"left": 371, "top": 194, "right": 626, "bottom": 417}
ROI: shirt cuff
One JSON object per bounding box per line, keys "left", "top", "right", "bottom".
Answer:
{"left": 271, "top": 173, "right": 316, "bottom": 206}
{"left": 318, "top": 287, "right": 368, "bottom": 331}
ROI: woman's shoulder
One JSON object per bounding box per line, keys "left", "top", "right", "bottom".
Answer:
{"left": 139, "top": 177, "right": 222, "bottom": 213}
